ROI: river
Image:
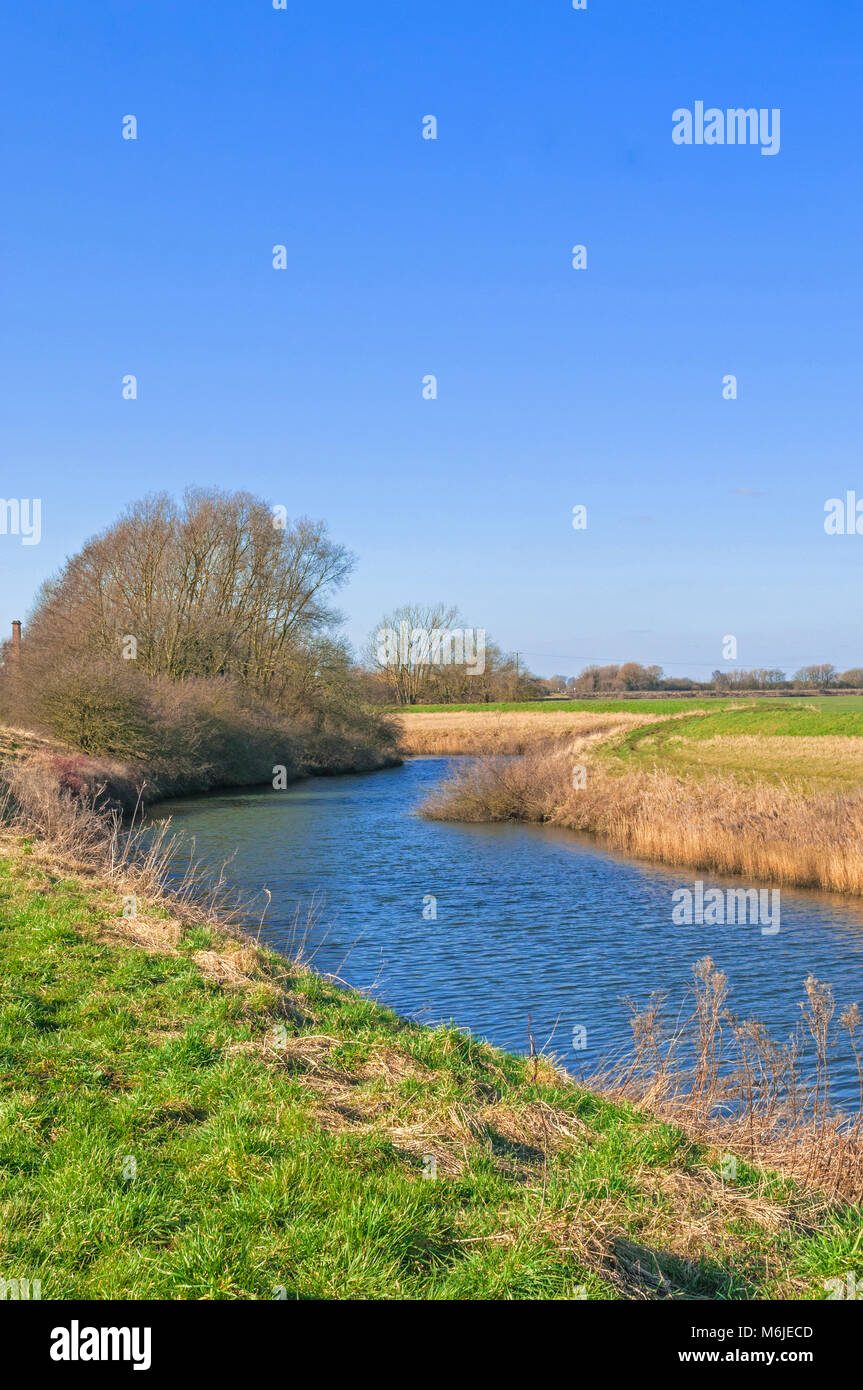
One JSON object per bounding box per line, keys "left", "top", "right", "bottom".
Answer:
{"left": 150, "top": 756, "right": 863, "bottom": 1108}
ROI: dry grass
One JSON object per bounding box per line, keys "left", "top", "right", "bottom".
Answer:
{"left": 0, "top": 753, "right": 268, "bottom": 950}
{"left": 422, "top": 739, "right": 863, "bottom": 895}
{"left": 662, "top": 733, "right": 863, "bottom": 787}
{"left": 543, "top": 1165, "right": 813, "bottom": 1300}
{"left": 589, "top": 957, "right": 863, "bottom": 1206}
{"left": 397, "top": 709, "right": 653, "bottom": 756}
{"left": 0, "top": 724, "right": 63, "bottom": 760}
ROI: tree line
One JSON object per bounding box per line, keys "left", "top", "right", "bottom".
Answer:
{"left": 369, "top": 644, "right": 863, "bottom": 705}
{"left": 539, "top": 662, "right": 862, "bottom": 696}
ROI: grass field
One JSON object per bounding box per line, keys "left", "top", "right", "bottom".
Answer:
{"left": 392, "top": 698, "right": 744, "bottom": 716}
{"left": 605, "top": 705, "right": 863, "bottom": 789}
{"left": 2, "top": 833, "right": 861, "bottom": 1300}
{"left": 394, "top": 696, "right": 863, "bottom": 715}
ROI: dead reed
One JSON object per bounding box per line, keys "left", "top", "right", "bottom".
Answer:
{"left": 397, "top": 710, "right": 652, "bottom": 756}
{"left": 588, "top": 957, "right": 863, "bottom": 1203}
{"left": 0, "top": 754, "right": 265, "bottom": 936}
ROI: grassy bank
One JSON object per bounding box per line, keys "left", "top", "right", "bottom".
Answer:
{"left": 2, "top": 833, "right": 862, "bottom": 1300}
{"left": 605, "top": 704, "right": 863, "bottom": 790}
{"left": 392, "top": 696, "right": 863, "bottom": 715}
{"left": 398, "top": 700, "right": 863, "bottom": 771}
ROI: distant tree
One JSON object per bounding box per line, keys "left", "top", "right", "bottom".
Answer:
{"left": 617, "top": 662, "right": 647, "bottom": 691}
{"left": 367, "top": 603, "right": 458, "bottom": 705}
{"left": 617, "top": 662, "right": 664, "bottom": 691}
{"left": 793, "top": 663, "right": 838, "bottom": 689}
{"left": 595, "top": 664, "right": 622, "bottom": 691}
{"left": 573, "top": 661, "right": 662, "bottom": 693}
{"left": 573, "top": 665, "right": 601, "bottom": 694}
{"left": 366, "top": 604, "right": 534, "bottom": 704}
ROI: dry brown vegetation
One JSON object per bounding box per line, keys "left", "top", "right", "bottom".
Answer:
{"left": 665, "top": 733, "right": 863, "bottom": 786}
{"left": 0, "top": 752, "right": 265, "bottom": 935}
{"left": 420, "top": 729, "right": 863, "bottom": 1196}
{"left": 397, "top": 709, "right": 653, "bottom": 756}
{"left": 0, "top": 488, "right": 398, "bottom": 797}
{"left": 422, "top": 739, "right": 863, "bottom": 895}
{"left": 589, "top": 957, "right": 863, "bottom": 1207}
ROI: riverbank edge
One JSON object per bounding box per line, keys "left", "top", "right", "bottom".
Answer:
{"left": 1, "top": 825, "right": 859, "bottom": 1300}
{"left": 0, "top": 720, "right": 404, "bottom": 815}
{"left": 417, "top": 717, "right": 863, "bottom": 897}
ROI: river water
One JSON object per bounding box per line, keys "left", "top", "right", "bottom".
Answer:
{"left": 150, "top": 757, "right": 863, "bottom": 1108}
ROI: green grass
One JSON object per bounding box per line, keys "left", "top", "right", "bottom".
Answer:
{"left": 393, "top": 698, "right": 746, "bottom": 715}
{"left": 1, "top": 842, "right": 860, "bottom": 1300}
{"left": 395, "top": 697, "right": 863, "bottom": 717}
{"left": 808, "top": 696, "right": 863, "bottom": 711}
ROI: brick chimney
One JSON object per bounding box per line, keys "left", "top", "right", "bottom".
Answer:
{"left": 11, "top": 620, "right": 21, "bottom": 662}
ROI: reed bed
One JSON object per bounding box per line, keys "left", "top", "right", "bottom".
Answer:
{"left": 398, "top": 710, "right": 651, "bottom": 756}
{"left": 421, "top": 740, "right": 863, "bottom": 895}
{"left": 589, "top": 957, "right": 863, "bottom": 1203}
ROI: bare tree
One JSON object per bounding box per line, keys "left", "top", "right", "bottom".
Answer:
{"left": 367, "top": 603, "right": 458, "bottom": 705}
{"left": 793, "top": 664, "right": 837, "bottom": 690}
{"left": 19, "top": 489, "right": 354, "bottom": 703}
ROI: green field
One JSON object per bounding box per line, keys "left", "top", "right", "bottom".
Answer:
{"left": 395, "top": 697, "right": 863, "bottom": 718}
{"left": 605, "top": 703, "right": 863, "bottom": 788}
{"left": 393, "top": 698, "right": 743, "bottom": 716}
{"left": 1, "top": 838, "right": 860, "bottom": 1300}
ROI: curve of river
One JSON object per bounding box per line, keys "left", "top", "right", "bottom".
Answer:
{"left": 150, "top": 757, "right": 863, "bottom": 1108}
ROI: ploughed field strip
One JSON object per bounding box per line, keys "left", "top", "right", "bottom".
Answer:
{"left": 0, "top": 836, "right": 860, "bottom": 1300}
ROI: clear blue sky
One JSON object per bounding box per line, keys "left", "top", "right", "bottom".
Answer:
{"left": 2, "top": 0, "right": 861, "bottom": 678}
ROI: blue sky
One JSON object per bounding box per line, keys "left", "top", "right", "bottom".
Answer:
{"left": 1, "top": 0, "right": 861, "bottom": 678}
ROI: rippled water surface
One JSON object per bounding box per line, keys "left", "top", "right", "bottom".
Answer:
{"left": 151, "top": 758, "right": 863, "bottom": 1106}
